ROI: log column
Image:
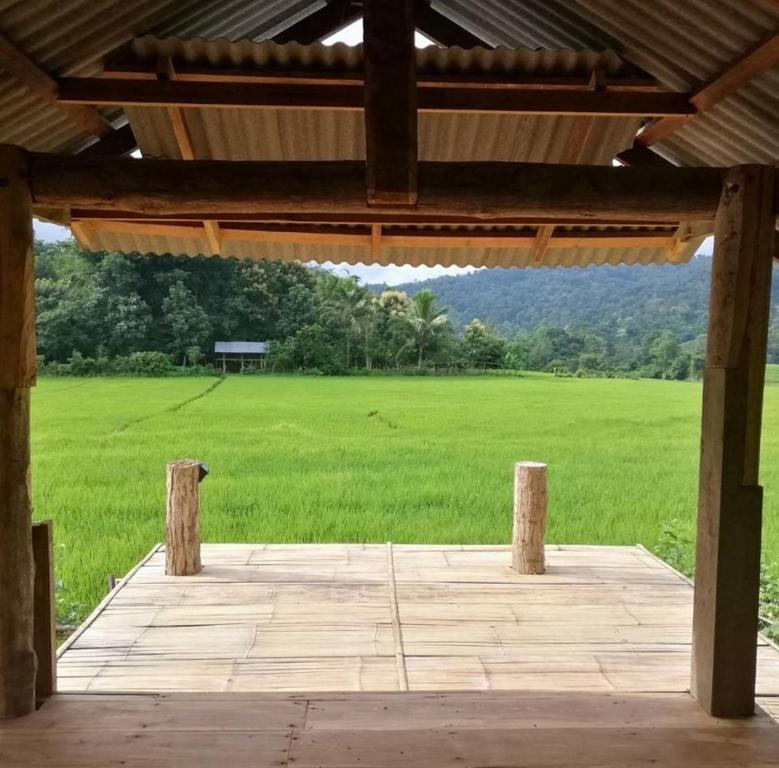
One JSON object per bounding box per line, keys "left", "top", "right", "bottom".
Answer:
{"left": 0, "top": 144, "right": 37, "bottom": 718}
{"left": 692, "top": 165, "right": 776, "bottom": 717}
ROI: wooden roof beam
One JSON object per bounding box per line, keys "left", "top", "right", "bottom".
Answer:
{"left": 22, "top": 153, "right": 726, "bottom": 224}
{"left": 414, "top": 1, "right": 491, "bottom": 48}
{"left": 363, "top": 0, "right": 417, "bottom": 205}
{"left": 57, "top": 77, "right": 694, "bottom": 116}
{"left": 0, "top": 31, "right": 112, "bottom": 138}
{"left": 273, "top": 0, "right": 363, "bottom": 44}
{"left": 638, "top": 31, "right": 779, "bottom": 146}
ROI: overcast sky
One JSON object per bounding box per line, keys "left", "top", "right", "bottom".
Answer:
{"left": 34, "top": 19, "right": 476, "bottom": 287}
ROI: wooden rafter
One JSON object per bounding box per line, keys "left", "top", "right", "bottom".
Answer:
{"left": 638, "top": 31, "right": 779, "bottom": 146}
{"left": 0, "top": 31, "right": 112, "bottom": 138}
{"left": 77, "top": 123, "right": 138, "bottom": 157}
{"left": 273, "top": 0, "right": 362, "bottom": 44}
{"left": 57, "top": 76, "right": 694, "bottom": 117}
{"left": 363, "top": 0, "right": 417, "bottom": 205}
{"left": 531, "top": 116, "right": 596, "bottom": 263}
{"left": 158, "top": 59, "right": 221, "bottom": 254}
{"left": 414, "top": 0, "right": 490, "bottom": 48}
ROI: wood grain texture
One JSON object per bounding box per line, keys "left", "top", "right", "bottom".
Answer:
{"left": 512, "top": 462, "right": 548, "bottom": 574}
{"left": 363, "top": 0, "right": 417, "bottom": 205}
{"left": 0, "top": 145, "right": 36, "bottom": 718}
{"left": 165, "top": 461, "right": 202, "bottom": 576}
{"left": 55, "top": 544, "right": 779, "bottom": 697}
{"left": 32, "top": 521, "right": 56, "bottom": 703}
{"left": 4, "top": 690, "right": 779, "bottom": 767}
{"left": 693, "top": 165, "right": 777, "bottom": 718}
{"left": 27, "top": 153, "right": 726, "bottom": 223}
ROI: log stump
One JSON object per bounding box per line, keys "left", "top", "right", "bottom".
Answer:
{"left": 512, "top": 461, "right": 548, "bottom": 574}
{"left": 165, "top": 460, "right": 203, "bottom": 576}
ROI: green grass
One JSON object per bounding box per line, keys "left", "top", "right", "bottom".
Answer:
{"left": 32, "top": 371, "right": 779, "bottom": 624}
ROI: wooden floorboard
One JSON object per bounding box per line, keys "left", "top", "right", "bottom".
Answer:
{"left": 3, "top": 691, "right": 779, "bottom": 767}
{"left": 56, "top": 544, "right": 779, "bottom": 697}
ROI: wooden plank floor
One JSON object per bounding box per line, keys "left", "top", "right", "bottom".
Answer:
{"left": 57, "top": 544, "right": 779, "bottom": 711}
{"left": 3, "top": 690, "right": 779, "bottom": 767}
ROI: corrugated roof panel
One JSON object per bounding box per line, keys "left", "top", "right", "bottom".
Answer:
{"left": 122, "top": 35, "right": 635, "bottom": 77}
{"left": 127, "top": 105, "right": 638, "bottom": 164}
{"left": 0, "top": 0, "right": 321, "bottom": 151}
{"left": 78, "top": 223, "right": 690, "bottom": 270}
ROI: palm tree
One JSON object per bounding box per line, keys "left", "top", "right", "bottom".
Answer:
{"left": 403, "top": 289, "right": 449, "bottom": 368}
{"left": 318, "top": 274, "right": 373, "bottom": 368}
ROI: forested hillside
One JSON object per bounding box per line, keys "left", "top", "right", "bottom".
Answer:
{"left": 35, "top": 241, "right": 779, "bottom": 378}
{"left": 396, "top": 256, "right": 779, "bottom": 340}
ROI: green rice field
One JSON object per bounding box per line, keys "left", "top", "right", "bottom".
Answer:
{"left": 32, "top": 369, "right": 779, "bottom": 624}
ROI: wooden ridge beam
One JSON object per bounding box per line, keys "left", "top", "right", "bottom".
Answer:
{"left": 414, "top": 0, "right": 490, "bottom": 48}
{"left": 363, "top": 0, "right": 417, "bottom": 205}
{"left": 57, "top": 76, "right": 695, "bottom": 116}
{"left": 639, "top": 31, "right": 779, "bottom": 146}
{"left": 0, "top": 31, "right": 112, "bottom": 138}
{"left": 24, "top": 154, "right": 725, "bottom": 223}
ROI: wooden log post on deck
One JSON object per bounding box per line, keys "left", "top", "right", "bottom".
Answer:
{"left": 512, "top": 462, "right": 548, "bottom": 574}
{"left": 165, "top": 460, "right": 204, "bottom": 576}
{"left": 692, "top": 165, "right": 777, "bottom": 718}
{"left": 32, "top": 521, "right": 56, "bottom": 703}
{"left": 0, "top": 144, "right": 37, "bottom": 718}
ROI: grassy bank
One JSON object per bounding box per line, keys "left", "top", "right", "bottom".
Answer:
{"left": 31, "top": 370, "right": 779, "bottom": 625}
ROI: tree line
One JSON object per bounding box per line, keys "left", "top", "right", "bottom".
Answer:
{"left": 36, "top": 240, "right": 776, "bottom": 379}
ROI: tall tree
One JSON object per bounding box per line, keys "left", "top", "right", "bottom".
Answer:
{"left": 403, "top": 289, "right": 450, "bottom": 367}
{"left": 162, "top": 282, "right": 210, "bottom": 364}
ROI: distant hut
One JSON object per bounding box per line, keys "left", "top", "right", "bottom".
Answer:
{"left": 214, "top": 341, "right": 269, "bottom": 373}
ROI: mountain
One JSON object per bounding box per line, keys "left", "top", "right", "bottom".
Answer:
{"left": 384, "top": 256, "right": 778, "bottom": 344}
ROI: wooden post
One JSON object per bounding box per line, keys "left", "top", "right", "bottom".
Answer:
{"left": 512, "top": 461, "right": 548, "bottom": 574}
{"left": 32, "top": 521, "right": 56, "bottom": 704}
{"left": 165, "top": 460, "right": 204, "bottom": 576}
{"left": 0, "top": 145, "right": 36, "bottom": 718}
{"left": 692, "top": 165, "right": 776, "bottom": 718}
{"left": 363, "top": 0, "right": 417, "bottom": 205}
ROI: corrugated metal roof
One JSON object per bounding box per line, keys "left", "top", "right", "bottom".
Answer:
{"left": 433, "top": 0, "right": 779, "bottom": 167}
{"left": 77, "top": 223, "right": 703, "bottom": 270}
{"left": 122, "top": 38, "right": 641, "bottom": 164}
{"left": 0, "top": 0, "right": 320, "bottom": 151}
{"left": 214, "top": 341, "right": 269, "bottom": 353}
{"left": 2, "top": 0, "right": 777, "bottom": 166}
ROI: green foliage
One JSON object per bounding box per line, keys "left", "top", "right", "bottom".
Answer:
{"left": 33, "top": 241, "right": 777, "bottom": 381}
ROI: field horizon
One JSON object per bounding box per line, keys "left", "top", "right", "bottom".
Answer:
{"left": 32, "top": 371, "right": 779, "bottom": 625}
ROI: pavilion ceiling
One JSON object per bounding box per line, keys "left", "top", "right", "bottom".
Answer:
{"left": 0, "top": 0, "right": 774, "bottom": 268}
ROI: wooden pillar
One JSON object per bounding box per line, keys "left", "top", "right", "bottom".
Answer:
{"left": 512, "top": 461, "right": 548, "bottom": 574}
{"left": 32, "top": 521, "right": 56, "bottom": 703}
{"left": 0, "top": 144, "right": 37, "bottom": 718}
{"left": 166, "top": 459, "right": 203, "bottom": 576}
{"left": 692, "top": 165, "right": 776, "bottom": 717}
{"left": 363, "top": 0, "right": 417, "bottom": 205}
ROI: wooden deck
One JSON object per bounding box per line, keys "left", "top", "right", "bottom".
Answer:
{"left": 4, "top": 690, "right": 779, "bottom": 767}
{"left": 57, "top": 543, "right": 779, "bottom": 706}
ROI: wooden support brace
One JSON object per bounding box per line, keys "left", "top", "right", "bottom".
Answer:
{"left": 0, "top": 145, "right": 36, "bottom": 718}
{"left": 512, "top": 461, "right": 548, "bottom": 574}
{"left": 32, "top": 521, "right": 56, "bottom": 704}
{"left": 165, "top": 460, "right": 205, "bottom": 576}
{"left": 692, "top": 165, "right": 776, "bottom": 718}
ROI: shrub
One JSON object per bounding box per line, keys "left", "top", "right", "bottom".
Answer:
{"left": 114, "top": 351, "right": 174, "bottom": 376}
